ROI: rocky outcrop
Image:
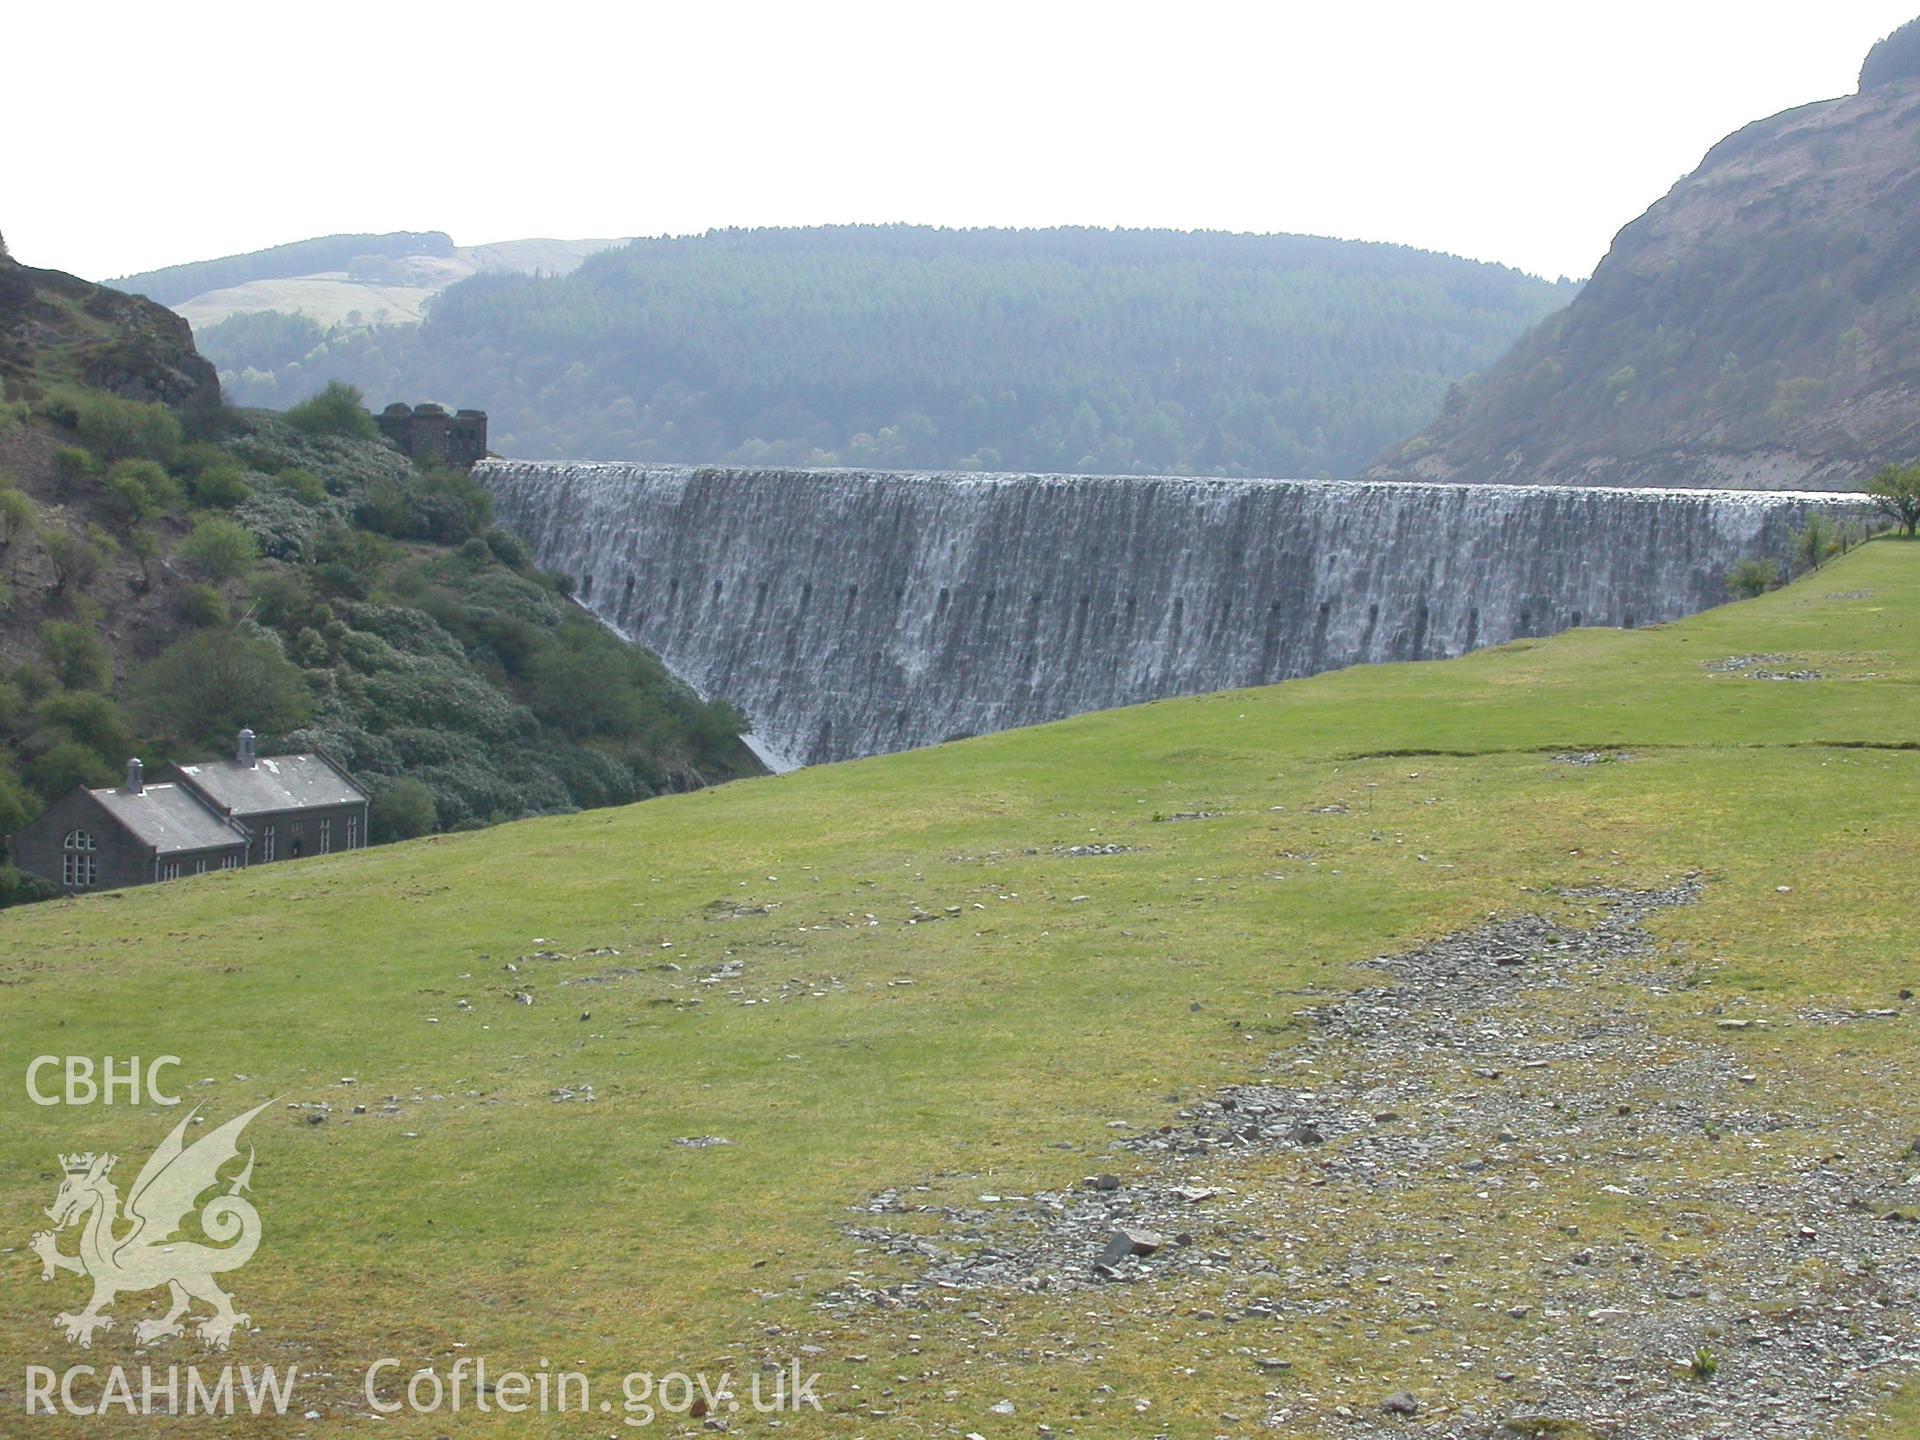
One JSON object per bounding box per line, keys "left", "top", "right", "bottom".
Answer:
{"left": 1367, "top": 76, "right": 1920, "bottom": 491}
{"left": 0, "top": 254, "right": 218, "bottom": 408}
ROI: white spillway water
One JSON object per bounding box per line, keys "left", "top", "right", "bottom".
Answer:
{"left": 479, "top": 462, "right": 1872, "bottom": 768}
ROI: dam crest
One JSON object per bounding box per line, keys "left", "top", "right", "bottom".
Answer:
{"left": 479, "top": 462, "right": 1869, "bottom": 767}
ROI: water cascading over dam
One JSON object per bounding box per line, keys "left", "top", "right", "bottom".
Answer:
{"left": 479, "top": 462, "right": 1868, "bottom": 768}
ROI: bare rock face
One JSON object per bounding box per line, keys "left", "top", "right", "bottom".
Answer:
{"left": 0, "top": 253, "right": 218, "bottom": 409}
{"left": 1367, "top": 77, "right": 1920, "bottom": 491}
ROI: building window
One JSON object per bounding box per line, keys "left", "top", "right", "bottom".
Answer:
{"left": 262, "top": 825, "right": 275, "bottom": 862}
{"left": 319, "top": 817, "right": 331, "bottom": 854}
{"left": 62, "top": 830, "right": 97, "bottom": 888}
{"left": 290, "top": 820, "right": 305, "bottom": 858}
{"left": 159, "top": 860, "right": 181, "bottom": 882}
{"left": 220, "top": 853, "right": 238, "bottom": 871}
{"left": 346, "top": 813, "right": 359, "bottom": 850}
{"left": 193, "top": 858, "right": 207, "bottom": 876}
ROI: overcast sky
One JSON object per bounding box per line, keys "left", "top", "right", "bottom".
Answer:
{"left": 11, "top": 1, "right": 1916, "bottom": 284}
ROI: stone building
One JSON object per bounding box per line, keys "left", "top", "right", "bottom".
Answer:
{"left": 7, "top": 730, "right": 370, "bottom": 894}
{"left": 377, "top": 402, "right": 489, "bottom": 469}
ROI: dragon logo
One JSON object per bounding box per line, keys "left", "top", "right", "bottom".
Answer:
{"left": 30, "top": 1099, "right": 273, "bottom": 1350}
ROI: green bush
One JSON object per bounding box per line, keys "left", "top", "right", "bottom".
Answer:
{"left": 0, "top": 762, "right": 41, "bottom": 839}
{"left": 1724, "top": 558, "right": 1779, "bottom": 599}
{"left": 39, "top": 621, "right": 113, "bottom": 690}
{"left": 285, "top": 381, "right": 377, "bottom": 440}
{"left": 371, "top": 777, "right": 437, "bottom": 840}
{"left": 189, "top": 463, "right": 252, "bottom": 508}
{"left": 314, "top": 562, "right": 371, "bottom": 600}
{"left": 1792, "top": 514, "right": 1839, "bottom": 573}
{"left": 104, "top": 458, "right": 182, "bottom": 521}
{"left": 131, "top": 629, "right": 311, "bottom": 752}
{"left": 30, "top": 691, "right": 132, "bottom": 775}
{"left": 177, "top": 515, "right": 260, "bottom": 584}
{"left": 1868, "top": 461, "right": 1920, "bottom": 537}
{"left": 52, "top": 446, "right": 95, "bottom": 484}
{"left": 483, "top": 527, "right": 530, "bottom": 568}
{"left": 275, "top": 467, "right": 327, "bottom": 504}
{"left": 0, "top": 487, "right": 34, "bottom": 548}
{"left": 356, "top": 466, "right": 492, "bottom": 545}
{"left": 175, "top": 583, "right": 231, "bottom": 627}
{"left": 43, "top": 530, "right": 101, "bottom": 592}
{"left": 0, "top": 864, "right": 60, "bottom": 910}
{"left": 25, "top": 740, "right": 116, "bottom": 797}
{"left": 74, "top": 393, "right": 182, "bottom": 463}
{"left": 251, "top": 571, "right": 315, "bottom": 630}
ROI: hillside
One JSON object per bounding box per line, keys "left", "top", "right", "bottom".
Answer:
{"left": 110, "top": 230, "right": 623, "bottom": 329}
{"left": 1, "top": 533, "right": 1915, "bottom": 1436}
{"left": 0, "top": 251, "right": 757, "bottom": 899}
{"left": 186, "top": 225, "right": 1572, "bottom": 477}
{"left": 1369, "top": 64, "right": 1920, "bottom": 490}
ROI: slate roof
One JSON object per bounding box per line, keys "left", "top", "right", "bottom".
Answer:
{"left": 173, "top": 753, "right": 367, "bottom": 817}
{"left": 88, "top": 784, "right": 248, "bottom": 855}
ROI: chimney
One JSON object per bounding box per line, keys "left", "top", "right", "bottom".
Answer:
{"left": 125, "top": 758, "right": 144, "bottom": 794}
{"left": 237, "top": 728, "right": 256, "bottom": 768}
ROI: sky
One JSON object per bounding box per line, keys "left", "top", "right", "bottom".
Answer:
{"left": 9, "top": 1, "right": 1917, "bottom": 284}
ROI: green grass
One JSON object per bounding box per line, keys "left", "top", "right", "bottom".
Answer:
{"left": 1, "top": 542, "right": 1916, "bottom": 1435}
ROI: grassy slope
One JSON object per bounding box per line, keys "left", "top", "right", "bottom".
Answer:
{"left": 0, "top": 543, "right": 1916, "bottom": 1434}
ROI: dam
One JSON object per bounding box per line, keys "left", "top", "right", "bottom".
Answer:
{"left": 479, "top": 462, "right": 1869, "bottom": 767}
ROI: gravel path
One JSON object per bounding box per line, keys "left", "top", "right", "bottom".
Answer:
{"left": 824, "top": 881, "right": 1920, "bottom": 1437}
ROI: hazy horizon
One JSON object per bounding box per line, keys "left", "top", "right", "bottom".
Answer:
{"left": 11, "top": 1, "right": 1917, "bottom": 285}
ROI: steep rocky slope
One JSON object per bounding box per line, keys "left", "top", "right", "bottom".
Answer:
{"left": 1, "top": 255, "right": 218, "bottom": 409}
{"left": 1369, "top": 71, "right": 1920, "bottom": 490}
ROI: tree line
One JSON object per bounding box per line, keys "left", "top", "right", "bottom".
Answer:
{"left": 198, "top": 225, "right": 1572, "bottom": 478}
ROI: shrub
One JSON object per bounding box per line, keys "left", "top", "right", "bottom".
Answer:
{"left": 39, "top": 621, "right": 112, "bottom": 690}
{"left": 189, "top": 463, "right": 252, "bottom": 508}
{"left": 372, "top": 778, "right": 437, "bottom": 841}
{"left": 30, "top": 691, "right": 132, "bottom": 771}
{"left": 483, "top": 526, "right": 530, "bottom": 568}
{"left": 356, "top": 466, "right": 492, "bottom": 545}
{"left": 412, "top": 467, "right": 492, "bottom": 544}
{"left": 234, "top": 484, "right": 320, "bottom": 560}
{"left": 1724, "top": 558, "right": 1779, "bottom": 599}
{"left": 0, "top": 763, "right": 40, "bottom": 839}
{"left": 104, "top": 458, "right": 182, "bottom": 521}
{"left": 275, "top": 467, "right": 326, "bottom": 504}
{"left": 175, "top": 583, "right": 230, "bottom": 627}
{"left": 131, "top": 630, "right": 311, "bottom": 751}
{"left": 251, "top": 571, "right": 314, "bottom": 630}
{"left": 52, "top": 446, "right": 95, "bottom": 484}
{"left": 1792, "top": 513, "right": 1839, "bottom": 573}
{"left": 1868, "top": 461, "right": 1920, "bottom": 536}
{"left": 24, "top": 741, "right": 115, "bottom": 798}
{"left": 284, "top": 381, "right": 377, "bottom": 440}
{"left": 177, "top": 515, "right": 260, "bottom": 584}
{"left": 74, "top": 393, "right": 182, "bottom": 463}
{"left": 0, "top": 865, "right": 60, "bottom": 910}
{"left": 0, "top": 487, "right": 34, "bottom": 547}
{"left": 42, "top": 530, "right": 100, "bottom": 593}
{"left": 313, "top": 562, "right": 371, "bottom": 600}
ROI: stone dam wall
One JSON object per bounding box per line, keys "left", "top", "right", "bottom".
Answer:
{"left": 478, "top": 462, "right": 1870, "bottom": 767}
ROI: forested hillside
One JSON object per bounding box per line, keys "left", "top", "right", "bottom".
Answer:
{"left": 0, "top": 251, "right": 756, "bottom": 902}
{"left": 196, "top": 226, "right": 1571, "bottom": 477}
{"left": 110, "top": 232, "right": 456, "bottom": 307}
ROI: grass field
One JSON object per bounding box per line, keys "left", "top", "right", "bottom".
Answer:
{"left": 1, "top": 542, "right": 1916, "bottom": 1436}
